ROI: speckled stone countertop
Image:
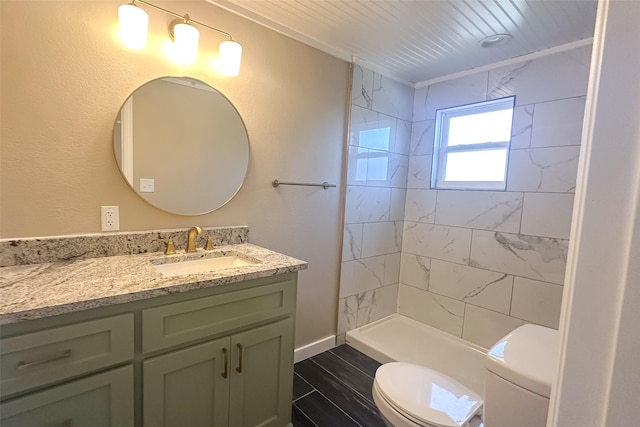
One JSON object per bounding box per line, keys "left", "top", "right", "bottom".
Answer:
{"left": 0, "top": 228, "right": 307, "bottom": 325}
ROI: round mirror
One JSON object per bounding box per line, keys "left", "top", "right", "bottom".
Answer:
{"left": 113, "top": 77, "right": 249, "bottom": 215}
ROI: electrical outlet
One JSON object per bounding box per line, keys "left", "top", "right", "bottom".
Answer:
{"left": 101, "top": 206, "right": 120, "bottom": 231}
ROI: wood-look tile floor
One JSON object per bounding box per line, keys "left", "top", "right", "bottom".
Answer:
{"left": 291, "top": 344, "right": 387, "bottom": 427}
{"left": 291, "top": 344, "right": 485, "bottom": 427}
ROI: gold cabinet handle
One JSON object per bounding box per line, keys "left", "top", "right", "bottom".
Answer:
{"left": 221, "top": 348, "right": 229, "bottom": 379}
{"left": 235, "top": 343, "right": 243, "bottom": 373}
{"left": 17, "top": 349, "right": 72, "bottom": 370}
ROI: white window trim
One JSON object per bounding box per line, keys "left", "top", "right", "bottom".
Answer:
{"left": 431, "top": 97, "right": 515, "bottom": 190}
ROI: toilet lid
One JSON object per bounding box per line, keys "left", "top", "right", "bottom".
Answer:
{"left": 374, "top": 362, "right": 483, "bottom": 427}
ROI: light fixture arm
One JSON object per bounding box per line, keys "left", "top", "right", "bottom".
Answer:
{"left": 132, "top": 0, "right": 234, "bottom": 41}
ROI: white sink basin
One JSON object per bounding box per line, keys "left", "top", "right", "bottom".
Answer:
{"left": 151, "top": 252, "right": 260, "bottom": 277}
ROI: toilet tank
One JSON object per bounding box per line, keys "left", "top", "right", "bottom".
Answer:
{"left": 483, "top": 324, "right": 559, "bottom": 427}
{"left": 486, "top": 324, "right": 559, "bottom": 398}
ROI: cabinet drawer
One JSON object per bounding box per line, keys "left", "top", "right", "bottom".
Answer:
{"left": 0, "top": 365, "right": 134, "bottom": 427}
{"left": 142, "top": 279, "right": 295, "bottom": 354}
{"left": 0, "top": 314, "right": 134, "bottom": 398}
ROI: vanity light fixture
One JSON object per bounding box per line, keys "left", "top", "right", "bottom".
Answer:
{"left": 118, "top": 0, "right": 243, "bottom": 76}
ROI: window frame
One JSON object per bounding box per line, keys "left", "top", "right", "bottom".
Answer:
{"left": 431, "top": 96, "right": 515, "bottom": 190}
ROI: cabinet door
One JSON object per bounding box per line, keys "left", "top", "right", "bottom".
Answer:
{"left": 0, "top": 365, "right": 134, "bottom": 427}
{"left": 229, "top": 318, "right": 294, "bottom": 427}
{"left": 143, "top": 337, "right": 230, "bottom": 427}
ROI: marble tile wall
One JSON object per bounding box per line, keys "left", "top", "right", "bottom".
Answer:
{"left": 338, "top": 65, "right": 414, "bottom": 337}
{"left": 339, "top": 46, "right": 590, "bottom": 349}
{"left": 400, "top": 45, "right": 591, "bottom": 349}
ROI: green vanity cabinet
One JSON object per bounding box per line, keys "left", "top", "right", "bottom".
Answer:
{"left": 228, "top": 317, "right": 294, "bottom": 427}
{"left": 0, "top": 272, "right": 298, "bottom": 427}
{"left": 0, "top": 314, "right": 135, "bottom": 427}
{"left": 0, "top": 365, "right": 134, "bottom": 427}
{"left": 141, "top": 278, "right": 296, "bottom": 427}
{"left": 143, "top": 337, "right": 231, "bottom": 426}
{"left": 143, "top": 317, "right": 294, "bottom": 427}
{"left": 0, "top": 314, "right": 134, "bottom": 398}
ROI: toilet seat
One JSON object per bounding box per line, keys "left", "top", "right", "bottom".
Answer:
{"left": 373, "top": 362, "right": 483, "bottom": 427}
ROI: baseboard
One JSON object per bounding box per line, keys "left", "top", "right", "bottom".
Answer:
{"left": 294, "top": 335, "right": 336, "bottom": 363}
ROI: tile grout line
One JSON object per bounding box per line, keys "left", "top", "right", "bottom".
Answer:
{"left": 313, "top": 388, "right": 365, "bottom": 427}
{"left": 292, "top": 400, "right": 320, "bottom": 427}
{"left": 294, "top": 370, "right": 316, "bottom": 393}
{"left": 296, "top": 386, "right": 365, "bottom": 427}
{"left": 293, "top": 389, "right": 317, "bottom": 404}
{"left": 309, "top": 356, "right": 377, "bottom": 407}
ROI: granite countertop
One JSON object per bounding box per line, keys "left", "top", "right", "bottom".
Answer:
{"left": 0, "top": 243, "right": 307, "bottom": 325}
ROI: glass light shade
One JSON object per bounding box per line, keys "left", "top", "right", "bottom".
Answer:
{"left": 173, "top": 23, "right": 200, "bottom": 65}
{"left": 219, "top": 40, "right": 243, "bottom": 76}
{"left": 118, "top": 4, "right": 149, "bottom": 50}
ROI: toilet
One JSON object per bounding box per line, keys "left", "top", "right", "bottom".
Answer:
{"left": 372, "top": 362, "right": 483, "bottom": 427}
{"left": 371, "top": 323, "right": 559, "bottom": 427}
{"left": 483, "top": 324, "right": 559, "bottom": 427}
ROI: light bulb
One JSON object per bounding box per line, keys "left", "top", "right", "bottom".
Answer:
{"left": 173, "top": 23, "right": 199, "bottom": 65}
{"left": 219, "top": 40, "right": 242, "bottom": 76}
{"left": 118, "top": 4, "right": 148, "bottom": 50}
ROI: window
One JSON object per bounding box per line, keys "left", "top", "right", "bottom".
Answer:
{"left": 431, "top": 97, "right": 515, "bottom": 190}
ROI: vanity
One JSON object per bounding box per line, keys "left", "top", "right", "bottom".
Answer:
{"left": 0, "top": 75, "right": 307, "bottom": 426}
{"left": 0, "top": 227, "right": 307, "bottom": 427}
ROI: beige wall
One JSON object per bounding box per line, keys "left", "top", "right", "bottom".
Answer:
{"left": 0, "top": 1, "right": 348, "bottom": 347}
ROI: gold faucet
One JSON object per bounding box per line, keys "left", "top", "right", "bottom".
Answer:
{"left": 186, "top": 226, "right": 202, "bottom": 253}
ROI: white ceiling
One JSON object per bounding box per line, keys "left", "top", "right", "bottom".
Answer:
{"left": 209, "top": 0, "right": 597, "bottom": 86}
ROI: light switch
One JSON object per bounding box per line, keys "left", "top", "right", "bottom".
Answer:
{"left": 140, "top": 178, "right": 155, "bottom": 193}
